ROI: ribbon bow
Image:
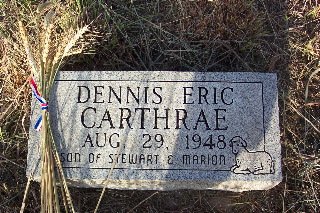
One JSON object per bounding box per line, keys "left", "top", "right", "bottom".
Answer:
{"left": 29, "top": 77, "right": 48, "bottom": 131}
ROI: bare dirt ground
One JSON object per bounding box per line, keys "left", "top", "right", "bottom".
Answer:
{"left": 1, "top": 0, "right": 319, "bottom": 212}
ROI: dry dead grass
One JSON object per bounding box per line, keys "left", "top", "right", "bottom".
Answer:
{"left": 1, "top": 0, "right": 319, "bottom": 212}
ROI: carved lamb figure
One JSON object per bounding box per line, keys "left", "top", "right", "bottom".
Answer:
{"left": 229, "top": 136, "right": 274, "bottom": 174}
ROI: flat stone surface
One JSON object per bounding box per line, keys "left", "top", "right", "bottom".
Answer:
{"left": 27, "top": 71, "right": 282, "bottom": 192}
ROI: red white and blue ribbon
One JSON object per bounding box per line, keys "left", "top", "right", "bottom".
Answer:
{"left": 30, "top": 77, "right": 48, "bottom": 131}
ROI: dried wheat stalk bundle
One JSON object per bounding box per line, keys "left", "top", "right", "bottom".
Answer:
{"left": 15, "top": 2, "right": 96, "bottom": 213}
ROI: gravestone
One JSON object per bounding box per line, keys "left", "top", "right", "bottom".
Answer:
{"left": 27, "top": 71, "right": 282, "bottom": 192}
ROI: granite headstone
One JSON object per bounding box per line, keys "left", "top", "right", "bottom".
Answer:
{"left": 27, "top": 71, "right": 282, "bottom": 192}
